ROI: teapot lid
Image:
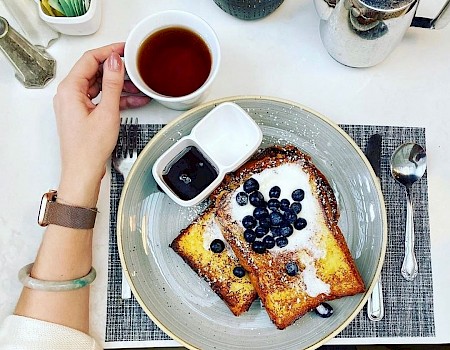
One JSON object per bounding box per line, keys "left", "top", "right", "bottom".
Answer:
{"left": 357, "top": 0, "right": 416, "bottom": 11}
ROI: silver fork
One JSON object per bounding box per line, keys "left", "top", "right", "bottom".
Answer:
{"left": 113, "top": 117, "right": 138, "bottom": 180}
{"left": 113, "top": 117, "right": 138, "bottom": 299}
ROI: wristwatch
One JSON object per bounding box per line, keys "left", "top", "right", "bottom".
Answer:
{"left": 38, "top": 190, "right": 97, "bottom": 229}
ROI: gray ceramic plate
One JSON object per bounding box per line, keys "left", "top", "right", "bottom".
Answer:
{"left": 117, "top": 96, "right": 387, "bottom": 350}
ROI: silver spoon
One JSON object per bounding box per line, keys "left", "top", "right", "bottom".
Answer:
{"left": 390, "top": 142, "right": 427, "bottom": 281}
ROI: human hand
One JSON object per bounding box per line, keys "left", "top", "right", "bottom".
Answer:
{"left": 53, "top": 42, "right": 150, "bottom": 206}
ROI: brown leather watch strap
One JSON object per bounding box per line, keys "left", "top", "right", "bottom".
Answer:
{"left": 43, "top": 201, "right": 97, "bottom": 229}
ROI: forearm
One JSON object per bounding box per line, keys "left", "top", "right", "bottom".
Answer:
{"left": 14, "top": 180, "right": 100, "bottom": 334}
{"left": 12, "top": 43, "right": 147, "bottom": 339}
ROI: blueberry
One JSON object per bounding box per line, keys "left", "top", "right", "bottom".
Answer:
{"left": 267, "top": 198, "right": 280, "bottom": 211}
{"left": 235, "top": 192, "right": 248, "bottom": 206}
{"left": 283, "top": 209, "right": 297, "bottom": 224}
{"left": 243, "top": 229, "right": 256, "bottom": 243}
{"left": 271, "top": 226, "right": 281, "bottom": 237}
{"left": 210, "top": 239, "right": 225, "bottom": 253}
{"left": 292, "top": 189, "right": 305, "bottom": 202}
{"left": 242, "top": 215, "right": 257, "bottom": 229}
{"left": 286, "top": 261, "right": 299, "bottom": 276}
{"left": 280, "top": 198, "right": 291, "bottom": 211}
{"left": 269, "top": 186, "right": 281, "bottom": 198}
{"left": 269, "top": 211, "right": 284, "bottom": 227}
{"left": 290, "top": 202, "right": 302, "bottom": 214}
{"left": 233, "top": 266, "right": 246, "bottom": 278}
{"left": 294, "top": 217, "right": 307, "bottom": 230}
{"left": 253, "top": 207, "right": 269, "bottom": 219}
{"left": 259, "top": 216, "right": 271, "bottom": 228}
{"left": 255, "top": 226, "right": 269, "bottom": 238}
{"left": 263, "top": 235, "right": 276, "bottom": 249}
{"left": 252, "top": 240, "right": 266, "bottom": 254}
{"left": 243, "top": 178, "right": 259, "bottom": 193}
{"left": 279, "top": 224, "right": 294, "bottom": 237}
{"left": 314, "top": 303, "right": 334, "bottom": 318}
{"left": 275, "top": 236, "right": 289, "bottom": 248}
{"left": 249, "top": 191, "right": 265, "bottom": 207}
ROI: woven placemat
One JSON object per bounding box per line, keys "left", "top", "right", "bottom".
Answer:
{"left": 105, "top": 124, "right": 434, "bottom": 343}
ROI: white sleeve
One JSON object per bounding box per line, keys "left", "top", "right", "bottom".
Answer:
{"left": 0, "top": 315, "right": 102, "bottom": 350}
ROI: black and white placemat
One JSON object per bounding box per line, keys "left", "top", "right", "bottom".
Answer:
{"left": 105, "top": 124, "right": 434, "bottom": 343}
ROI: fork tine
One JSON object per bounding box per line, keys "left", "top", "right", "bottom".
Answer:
{"left": 120, "top": 117, "right": 127, "bottom": 158}
{"left": 125, "top": 117, "right": 132, "bottom": 157}
{"left": 113, "top": 138, "right": 119, "bottom": 159}
{"left": 130, "top": 117, "right": 138, "bottom": 155}
{"left": 114, "top": 117, "right": 123, "bottom": 159}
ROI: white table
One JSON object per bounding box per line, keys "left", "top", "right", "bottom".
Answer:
{"left": 1, "top": 0, "right": 449, "bottom": 348}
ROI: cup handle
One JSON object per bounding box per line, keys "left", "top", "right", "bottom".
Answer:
{"left": 411, "top": 0, "right": 450, "bottom": 29}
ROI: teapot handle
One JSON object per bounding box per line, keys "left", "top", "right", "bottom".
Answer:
{"left": 411, "top": 0, "right": 450, "bottom": 29}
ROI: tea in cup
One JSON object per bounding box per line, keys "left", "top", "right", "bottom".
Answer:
{"left": 124, "top": 10, "right": 221, "bottom": 110}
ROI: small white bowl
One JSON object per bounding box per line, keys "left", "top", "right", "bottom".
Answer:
{"left": 37, "top": 0, "right": 102, "bottom": 36}
{"left": 152, "top": 102, "right": 263, "bottom": 206}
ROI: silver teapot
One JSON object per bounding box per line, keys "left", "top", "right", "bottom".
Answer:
{"left": 314, "top": 0, "right": 450, "bottom": 67}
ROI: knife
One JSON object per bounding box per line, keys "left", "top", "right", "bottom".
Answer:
{"left": 365, "top": 133, "right": 385, "bottom": 322}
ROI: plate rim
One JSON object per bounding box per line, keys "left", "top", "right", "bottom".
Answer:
{"left": 117, "top": 95, "right": 388, "bottom": 350}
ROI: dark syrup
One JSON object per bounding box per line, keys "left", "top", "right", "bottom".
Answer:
{"left": 137, "top": 26, "right": 212, "bottom": 97}
{"left": 162, "top": 146, "right": 218, "bottom": 201}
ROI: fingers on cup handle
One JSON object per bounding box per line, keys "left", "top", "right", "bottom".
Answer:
{"left": 119, "top": 95, "right": 151, "bottom": 110}
{"left": 123, "top": 80, "right": 143, "bottom": 94}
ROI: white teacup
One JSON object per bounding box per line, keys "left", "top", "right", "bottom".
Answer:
{"left": 124, "top": 10, "right": 221, "bottom": 111}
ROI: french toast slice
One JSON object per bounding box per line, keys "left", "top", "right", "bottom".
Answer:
{"left": 214, "top": 145, "right": 365, "bottom": 329}
{"left": 170, "top": 207, "right": 258, "bottom": 316}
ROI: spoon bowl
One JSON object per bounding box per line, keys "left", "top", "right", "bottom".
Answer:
{"left": 391, "top": 143, "right": 427, "bottom": 186}
{"left": 390, "top": 142, "right": 427, "bottom": 281}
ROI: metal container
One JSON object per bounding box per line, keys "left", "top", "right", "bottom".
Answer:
{"left": 314, "top": 0, "right": 450, "bottom": 67}
{"left": 0, "top": 17, "right": 56, "bottom": 88}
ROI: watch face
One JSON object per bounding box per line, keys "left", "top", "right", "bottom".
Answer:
{"left": 38, "top": 191, "right": 56, "bottom": 227}
{"left": 38, "top": 193, "right": 49, "bottom": 226}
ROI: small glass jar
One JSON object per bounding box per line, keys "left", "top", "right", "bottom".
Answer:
{"left": 213, "top": 0, "right": 285, "bottom": 20}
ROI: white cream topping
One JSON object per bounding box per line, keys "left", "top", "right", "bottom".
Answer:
{"left": 303, "top": 265, "right": 330, "bottom": 297}
{"left": 231, "top": 163, "right": 325, "bottom": 254}
{"left": 202, "top": 216, "right": 236, "bottom": 258}
{"left": 230, "top": 162, "right": 331, "bottom": 297}
{"left": 300, "top": 253, "right": 331, "bottom": 297}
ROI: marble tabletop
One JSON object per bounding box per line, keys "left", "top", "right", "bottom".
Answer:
{"left": 1, "top": 0, "right": 449, "bottom": 348}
